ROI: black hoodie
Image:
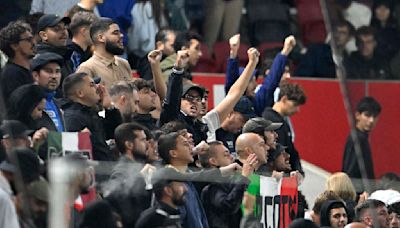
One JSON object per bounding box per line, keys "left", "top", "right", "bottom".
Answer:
{"left": 320, "top": 200, "right": 347, "bottom": 227}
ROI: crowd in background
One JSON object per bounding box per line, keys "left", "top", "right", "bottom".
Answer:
{"left": 0, "top": 0, "right": 399, "bottom": 228}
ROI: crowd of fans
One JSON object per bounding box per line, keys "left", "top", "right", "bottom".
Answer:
{"left": 0, "top": 0, "right": 399, "bottom": 228}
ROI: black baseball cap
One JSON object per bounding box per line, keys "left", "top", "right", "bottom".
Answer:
{"left": 31, "top": 52, "right": 64, "bottom": 71}
{"left": 233, "top": 97, "right": 257, "bottom": 120}
{"left": 37, "top": 14, "right": 71, "bottom": 33}
{"left": 0, "top": 120, "right": 33, "bottom": 139}
{"left": 182, "top": 83, "right": 205, "bottom": 98}
{"left": 242, "top": 117, "right": 282, "bottom": 135}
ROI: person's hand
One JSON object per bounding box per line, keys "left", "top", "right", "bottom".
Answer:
{"left": 220, "top": 162, "right": 242, "bottom": 176}
{"left": 242, "top": 153, "right": 258, "bottom": 177}
{"left": 141, "top": 164, "right": 156, "bottom": 190}
{"left": 281, "top": 35, "right": 296, "bottom": 56}
{"left": 229, "top": 34, "right": 240, "bottom": 58}
{"left": 140, "top": 164, "right": 156, "bottom": 176}
{"left": 272, "top": 170, "right": 284, "bottom": 181}
{"left": 192, "top": 141, "right": 209, "bottom": 156}
{"left": 290, "top": 170, "right": 304, "bottom": 186}
{"left": 242, "top": 192, "right": 256, "bottom": 215}
{"left": 357, "top": 191, "right": 369, "bottom": 205}
{"left": 247, "top": 47, "right": 260, "bottom": 65}
{"left": 174, "top": 50, "right": 190, "bottom": 70}
{"left": 31, "top": 127, "right": 49, "bottom": 148}
{"left": 97, "top": 84, "right": 112, "bottom": 109}
{"left": 147, "top": 50, "right": 162, "bottom": 65}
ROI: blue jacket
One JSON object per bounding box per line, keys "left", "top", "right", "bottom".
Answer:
{"left": 44, "top": 92, "right": 64, "bottom": 132}
{"left": 180, "top": 181, "right": 209, "bottom": 228}
{"left": 225, "top": 54, "right": 287, "bottom": 116}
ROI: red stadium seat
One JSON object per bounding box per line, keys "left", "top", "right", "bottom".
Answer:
{"left": 295, "top": 0, "right": 327, "bottom": 46}
{"left": 213, "top": 41, "right": 250, "bottom": 73}
{"left": 213, "top": 41, "right": 230, "bottom": 73}
{"left": 258, "top": 42, "right": 283, "bottom": 60}
{"left": 237, "top": 43, "right": 250, "bottom": 69}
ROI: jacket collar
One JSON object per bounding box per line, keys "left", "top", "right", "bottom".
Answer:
{"left": 36, "top": 42, "right": 67, "bottom": 57}
{"left": 93, "top": 52, "right": 119, "bottom": 67}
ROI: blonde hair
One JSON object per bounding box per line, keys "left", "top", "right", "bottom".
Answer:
{"left": 326, "top": 172, "right": 357, "bottom": 201}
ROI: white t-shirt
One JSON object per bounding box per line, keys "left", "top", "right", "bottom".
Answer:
{"left": 202, "top": 109, "right": 221, "bottom": 142}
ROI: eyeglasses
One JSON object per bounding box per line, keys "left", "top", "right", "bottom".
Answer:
{"left": 183, "top": 94, "right": 202, "bottom": 103}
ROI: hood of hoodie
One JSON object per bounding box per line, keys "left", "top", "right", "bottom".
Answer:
{"left": 320, "top": 200, "right": 347, "bottom": 227}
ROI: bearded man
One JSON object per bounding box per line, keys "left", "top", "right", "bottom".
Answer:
{"left": 77, "top": 17, "right": 132, "bottom": 91}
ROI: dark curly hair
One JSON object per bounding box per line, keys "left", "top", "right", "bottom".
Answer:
{"left": 356, "top": 96, "right": 381, "bottom": 117}
{"left": 0, "top": 21, "right": 31, "bottom": 59}
{"left": 278, "top": 81, "right": 307, "bottom": 105}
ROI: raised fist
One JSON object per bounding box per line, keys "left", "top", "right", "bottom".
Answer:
{"left": 229, "top": 34, "right": 240, "bottom": 58}
{"left": 282, "top": 35, "right": 296, "bottom": 56}
{"left": 147, "top": 50, "right": 162, "bottom": 65}
{"left": 175, "top": 50, "right": 190, "bottom": 69}
{"left": 247, "top": 47, "right": 260, "bottom": 64}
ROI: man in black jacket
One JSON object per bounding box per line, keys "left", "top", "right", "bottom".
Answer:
{"left": 0, "top": 20, "right": 35, "bottom": 100}
{"left": 344, "top": 26, "right": 392, "bottom": 80}
{"left": 342, "top": 97, "right": 381, "bottom": 193}
{"left": 158, "top": 48, "right": 260, "bottom": 145}
{"left": 158, "top": 50, "right": 208, "bottom": 145}
{"left": 262, "top": 82, "right": 306, "bottom": 175}
{"left": 62, "top": 72, "right": 122, "bottom": 161}
{"left": 36, "top": 14, "right": 73, "bottom": 96}
{"left": 199, "top": 141, "right": 257, "bottom": 228}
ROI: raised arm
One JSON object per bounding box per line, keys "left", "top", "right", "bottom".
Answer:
{"left": 148, "top": 50, "right": 167, "bottom": 101}
{"left": 158, "top": 50, "right": 190, "bottom": 126}
{"left": 254, "top": 35, "right": 296, "bottom": 115}
{"left": 215, "top": 48, "right": 260, "bottom": 122}
{"left": 225, "top": 34, "right": 241, "bottom": 94}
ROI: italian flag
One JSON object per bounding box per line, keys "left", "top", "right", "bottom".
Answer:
{"left": 47, "top": 131, "right": 93, "bottom": 159}
{"left": 245, "top": 175, "right": 298, "bottom": 228}
{"left": 47, "top": 131, "right": 96, "bottom": 210}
